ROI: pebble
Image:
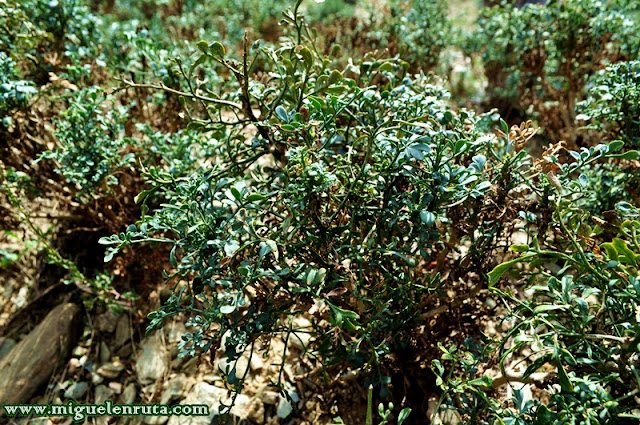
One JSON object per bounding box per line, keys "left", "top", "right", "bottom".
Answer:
{"left": 99, "top": 341, "right": 111, "bottom": 363}
{"left": 290, "top": 318, "right": 312, "bottom": 350}
{"left": 97, "top": 360, "right": 125, "bottom": 379}
{"left": 64, "top": 382, "right": 89, "bottom": 400}
{"left": 215, "top": 355, "right": 249, "bottom": 379}
{"left": 160, "top": 374, "right": 189, "bottom": 405}
{"left": 91, "top": 372, "right": 105, "bottom": 385}
{"left": 136, "top": 333, "right": 169, "bottom": 384}
{"left": 108, "top": 382, "right": 122, "bottom": 394}
{"left": 259, "top": 389, "right": 279, "bottom": 405}
{"left": 0, "top": 338, "right": 16, "bottom": 361}
{"left": 72, "top": 346, "right": 88, "bottom": 357}
{"left": 121, "top": 383, "right": 137, "bottom": 404}
{"left": 116, "top": 342, "right": 133, "bottom": 359}
{"left": 166, "top": 382, "right": 251, "bottom": 425}
{"left": 95, "top": 385, "right": 115, "bottom": 404}
{"left": 250, "top": 353, "right": 264, "bottom": 371}
{"left": 96, "top": 310, "right": 120, "bottom": 333}
{"left": 68, "top": 358, "right": 81, "bottom": 374}
{"left": 165, "top": 322, "right": 187, "bottom": 359}
{"left": 277, "top": 386, "right": 299, "bottom": 419}
{"left": 114, "top": 314, "right": 131, "bottom": 348}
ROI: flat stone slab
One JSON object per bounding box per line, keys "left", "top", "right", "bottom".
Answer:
{"left": 0, "top": 303, "right": 81, "bottom": 405}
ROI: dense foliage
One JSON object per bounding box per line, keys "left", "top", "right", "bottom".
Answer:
{"left": 2, "top": 0, "right": 640, "bottom": 423}
{"left": 467, "top": 0, "right": 640, "bottom": 146}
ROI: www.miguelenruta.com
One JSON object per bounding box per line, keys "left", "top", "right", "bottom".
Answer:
{"left": 2, "top": 400, "right": 210, "bottom": 422}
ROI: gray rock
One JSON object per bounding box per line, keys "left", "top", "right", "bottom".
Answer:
{"left": 72, "top": 346, "right": 88, "bottom": 357}
{"left": 99, "top": 341, "right": 111, "bottom": 364}
{"left": 95, "top": 385, "right": 115, "bottom": 404}
{"left": 277, "top": 386, "right": 299, "bottom": 419}
{"left": 166, "top": 382, "right": 252, "bottom": 425}
{"left": 64, "top": 382, "right": 89, "bottom": 400}
{"left": 97, "top": 360, "right": 125, "bottom": 379}
{"left": 0, "top": 337, "right": 16, "bottom": 362}
{"left": 258, "top": 389, "right": 279, "bottom": 405}
{"left": 121, "top": 383, "right": 137, "bottom": 404}
{"left": 0, "top": 303, "right": 81, "bottom": 405}
{"left": 136, "top": 333, "right": 169, "bottom": 384}
{"left": 96, "top": 310, "right": 119, "bottom": 333}
{"left": 143, "top": 416, "right": 168, "bottom": 425}
{"left": 108, "top": 381, "right": 122, "bottom": 394}
{"left": 91, "top": 372, "right": 105, "bottom": 385}
{"left": 114, "top": 314, "right": 131, "bottom": 348}
{"left": 164, "top": 321, "right": 186, "bottom": 359}
{"left": 160, "top": 374, "right": 189, "bottom": 405}
{"left": 215, "top": 354, "right": 249, "bottom": 379}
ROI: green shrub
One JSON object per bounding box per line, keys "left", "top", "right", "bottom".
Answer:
{"left": 385, "top": 0, "right": 451, "bottom": 71}
{"left": 0, "top": 52, "right": 37, "bottom": 121}
{"left": 430, "top": 139, "right": 640, "bottom": 423}
{"left": 2, "top": 0, "right": 636, "bottom": 421}
{"left": 469, "top": 0, "right": 639, "bottom": 145}
{"left": 100, "top": 0, "right": 507, "bottom": 404}
{"left": 578, "top": 60, "right": 640, "bottom": 147}
{"left": 1, "top": 0, "right": 100, "bottom": 72}
{"left": 39, "top": 87, "right": 134, "bottom": 197}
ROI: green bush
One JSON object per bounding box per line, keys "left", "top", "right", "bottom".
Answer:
{"left": 2, "top": 0, "right": 640, "bottom": 422}
{"left": 469, "top": 0, "right": 639, "bottom": 145}
{"left": 100, "top": 0, "right": 503, "bottom": 401}
{"left": 578, "top": 60, "right": 640, "bottom": 147}
{"left": 95, "top": 2, "right": 640, "bottom": 421}
{"left": 0, "top": 52, "right": 37, "bottom": 121}
{"left": 431, "top": 139, "right": 640, "bottom": 423}
{"left": 39, "top": 87, "right": 134, "bottom": 197}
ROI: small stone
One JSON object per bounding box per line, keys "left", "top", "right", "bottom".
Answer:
{"left": 114, "top": 314, "right": 131, "bottom": 348}
{"left": 97, "top": 360, "right": 125, "bottom": 379}
{"left": 165, "top": 321, "right": 187, "bottom": 345}
{"left": 259, "top": 390, "right": 279, "bottom": 405}
{"left": 167, "top": 383, "right": 251, "bottom": 425}
{"left": 108, "top": 382, "right": 122, "bottom": 394}
{"left": 201, "top": 374, "right": 219, "bottom": 384}
{"left": 277, "top": 386, "right": 299, "bottom": 419}
{"left": 68, "top": 358, "right": 81, "bottom": 374}
{"left": 72, "top": 346, "right": 88, "bottom": 357}
{"left": 64, "top": 382, "right": 89, "bottom": 400}
{"left": 289, "top": 317, "right": 312, "bottom": 350}
{"left": 121, "top": 383, "right": 137, "bottom": 404}
{"left": 484, "top": 298, "right": 497, "bottom": 309}
{"left": 99, "top": 341, "right": 111, "bottom": 364}
{"left": 96, "top": 310, "right": 119, "bottom": 333}
{"left": 0, "top": 338, "right": 16, "bottom": 362}
{"left": 165, "top": 321, "right": 187, "bottom": 359}
{"left": 160, "top": 374, "right": 189, "bottom": 405}
{"left": 143, "top": 416, "right": 168, "bottom": 425}
{"left": 136, "top": 333, "right": 169, "bottom": 384}
{"left": 116, "top": 342, "right": 133, "bottom": 359}
{"left": 250, "top": 353, "right": 264, "bottom": 371}
{"left": 91, "top": 372, "right": 105, "bottom": 385}
{"left": 215, "top": 355, "right": 249, "bottom": 379}
{"left": 78, "top": 355, "right": 89, "bottom": 368}
{"left": 95, "top": 385, "right": 115, "bottom": 404}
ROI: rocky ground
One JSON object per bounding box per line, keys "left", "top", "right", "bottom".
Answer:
{"left": 0, "top": 294, "right": 326, "bottom": 425}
